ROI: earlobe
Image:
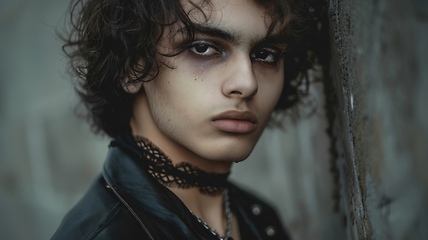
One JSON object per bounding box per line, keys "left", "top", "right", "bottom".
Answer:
{"left": 122, "top": 78, "right": 144, "bottom": 94}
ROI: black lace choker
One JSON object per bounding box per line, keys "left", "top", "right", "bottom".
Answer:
{"left": 134, "top": 136, "right": 230, "bottom": 196}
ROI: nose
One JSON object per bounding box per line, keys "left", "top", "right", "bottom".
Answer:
{"left": 222, "top": 54, "right": 258, "bottom": 99}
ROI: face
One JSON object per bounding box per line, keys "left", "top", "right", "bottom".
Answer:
{"left": 130, "top": 0, "right": 285, "bottom": 170}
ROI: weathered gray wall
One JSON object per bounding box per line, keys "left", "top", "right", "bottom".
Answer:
{"left": 328, "top": 0, "right": 428, "bottom": 239}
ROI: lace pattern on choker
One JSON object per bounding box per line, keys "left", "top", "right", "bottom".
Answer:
{"left": 134, "top": 136, "right": 230, "bottom": 196}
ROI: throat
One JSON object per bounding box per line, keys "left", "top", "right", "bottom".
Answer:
{"left": 175, "top": 188, "right": 233, "bottom": 240}
{"left": 134, "top": 135, "right": 231, "bottom": 196}
{"left": 133, "top": 135, "right": 237, "bottom": 239}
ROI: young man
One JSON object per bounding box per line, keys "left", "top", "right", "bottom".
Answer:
{"left": 53, "top": 0, "right": 320, "bottom": 239}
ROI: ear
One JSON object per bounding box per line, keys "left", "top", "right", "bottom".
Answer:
{"left": 122, "top": 78, "right": 144, "bottom": 94}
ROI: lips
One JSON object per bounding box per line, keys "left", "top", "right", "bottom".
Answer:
{"left": 211, "top": 110, "right": 258, "bottom": 133}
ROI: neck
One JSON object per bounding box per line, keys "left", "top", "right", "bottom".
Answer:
{"left": 127, "top": 134, "right": 238, "bottom": 238}
{"left": 132, "top": 136, "right": 230, "bottom": 195}
{"left": 174, "top": 187, "right": 227, "bottom": 231}
{"left": 175, "top": 188, "right": 240, "bottom": 239}
{"left": 130, "top": 110, "right": 233, "bottom": 174}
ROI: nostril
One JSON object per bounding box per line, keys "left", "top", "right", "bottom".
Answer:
{"left": 230, "top": 91, "right": 242, "bottom": 95}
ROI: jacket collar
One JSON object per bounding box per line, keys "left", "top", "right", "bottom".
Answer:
{"left": 101, "top": 134, "right": 220, "bottom": 239}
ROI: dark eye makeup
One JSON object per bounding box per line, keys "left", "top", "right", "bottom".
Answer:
{"left": 181, "top": 38, "right": 285, "bottom": 65}
{"left": 250, "top": 47, "right": 285, "bottom": 64}
{"left": 188, "top": 40, "right": 222, "bottom": 57}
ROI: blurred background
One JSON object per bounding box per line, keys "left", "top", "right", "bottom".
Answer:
{"left": 1, "top": 0, "right": 427, "bottom": 240}
{"left": 0, "top": 1, "right": 110, "bottom": 239}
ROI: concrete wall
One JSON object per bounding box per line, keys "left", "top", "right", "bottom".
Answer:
{"left": 328, "top": 0, "right": 428, "bottom": 239}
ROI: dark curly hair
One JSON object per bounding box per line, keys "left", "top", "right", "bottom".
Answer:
{"left": 62, "top": 0, "right": 328, "bottom": 138}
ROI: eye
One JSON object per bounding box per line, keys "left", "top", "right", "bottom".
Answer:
{"left": 250, "top": 48, "right": 283, "bottom": 64}
{"left": 189, "top": 41, "right": 221, "bottom": 57}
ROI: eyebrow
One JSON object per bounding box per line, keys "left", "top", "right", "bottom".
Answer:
{"left": 177, "top": 24, "right": 287, "bottom": 49}
{"left": 191, "top": 24, "right": 240, "bottom": 44}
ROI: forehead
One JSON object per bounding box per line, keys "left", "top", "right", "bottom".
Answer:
{"left": 180, "top": 0, "right": 269, "bottom": 20}
{"left": 184, "top": 0, "right": 270, "bottom": 21}
{"left": 178, "top": 0, "right": 275, "bottom": 40}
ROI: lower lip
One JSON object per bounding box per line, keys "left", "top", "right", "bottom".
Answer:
{"left": 211, "top": 119, "right": 257, "bottom": 133}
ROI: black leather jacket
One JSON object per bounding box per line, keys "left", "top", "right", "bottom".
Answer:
{"left": 52, "top": 136, "right": 290, "bottom": 240}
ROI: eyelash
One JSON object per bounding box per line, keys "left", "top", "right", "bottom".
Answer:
{"left": 188, "top": 40, "right": 222, "bottom": 57}
{"left": 250, "top": 47, "right": 284, "bottom": 64}
{"left": 187, "top": 40, "right": 284, "bottom": 64}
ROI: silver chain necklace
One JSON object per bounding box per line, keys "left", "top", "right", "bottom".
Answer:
{"left": 191, "top": 189, "right": 232, "bottom": 240}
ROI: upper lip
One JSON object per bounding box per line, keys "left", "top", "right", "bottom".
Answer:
{"left": 212, "top": 110, "right": 258, "bottom": 124}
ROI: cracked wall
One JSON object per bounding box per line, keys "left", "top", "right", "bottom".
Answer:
{"left": 327, "top": 0, "right": 428, "bottom": 239}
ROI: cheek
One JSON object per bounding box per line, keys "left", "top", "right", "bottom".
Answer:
{"left": 144, "top": 79, "right": 198, "bottom": 122}
{"left": 271, "top": 70, "right": 285, "bottom": 103}
{"left": 256, "top": 80, "right": 284, "bottom": 124}
{"left": 266, "top": 89, "right": 283, "bottom": 114}
{"left": 263, "top": 78, "right": 284, "bottom": 107}
{"left": 255, "top": 64, "right": 284, "bottom": 104}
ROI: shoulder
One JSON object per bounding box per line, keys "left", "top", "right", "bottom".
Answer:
{"left": 51, "top": 175, "right": 148, "bottom": 240}
{"left": 228, "top": 181, "right": 291, "bottom": 240}
{"left": 228, "top": 181, "right": 281, "bottom": 218}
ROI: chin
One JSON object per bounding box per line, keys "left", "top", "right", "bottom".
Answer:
{"left": 202, "top": 145, "right": 254, "bottom": 162}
